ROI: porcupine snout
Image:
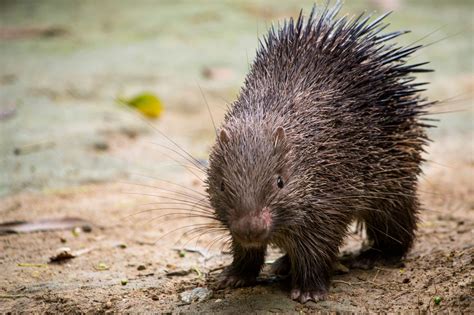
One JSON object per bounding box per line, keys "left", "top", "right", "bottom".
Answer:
{"left": 229, "top": 207, "right": 272, "bottom": 247}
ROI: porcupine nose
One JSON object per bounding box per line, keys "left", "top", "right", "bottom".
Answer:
{"left": 230, "top": 207, "right": 272, "bottom": 246}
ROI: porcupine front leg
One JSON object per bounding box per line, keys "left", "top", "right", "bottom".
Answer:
{"left": 285, "top": 230, "right": 342, "bottom": 303}
{"left": 217, "top": 241, "right": 266, "bottom": 288}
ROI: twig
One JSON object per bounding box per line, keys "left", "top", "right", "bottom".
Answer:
{"left": 0, "top": 294, "right": 29, "bottom": 299}
{"left": 372, "top": 269, "right": 381, "bottom": 282}
{"left": 17, "top": 263, "right": 48, "bottom": 268}
{"left": 332, "top": 279, "right": 387, "bottom": 290}
{"left": 13, "top": 141, "right": 55, "bottom": 155}
{"left": 366, "top": 280, "right": 387, "bottom": 290}
{"left": 208, "top": 266, "right": 226, "bottom": 273}
{"left": 392, "top": 290, "right": 408, "bottom": 302}
{"left": 332, "top": 280, "right": 365, "bottom": 286}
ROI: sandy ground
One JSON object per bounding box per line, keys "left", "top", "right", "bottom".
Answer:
{"left": 1, "top": 125, "right": 472, "bottom": 313}
{"left": 1, "top": 0, "right": 473, "bottom": 313}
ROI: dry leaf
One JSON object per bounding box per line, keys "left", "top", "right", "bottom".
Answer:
{"left": 0, "top": 217, "right": 92, "bottom": 235}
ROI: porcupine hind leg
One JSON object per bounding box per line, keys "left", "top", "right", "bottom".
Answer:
{"left": 352, "top": 194, "right": 419, "bottom": 269}
{"left": 217, "top": 241, "right": 266, "bottom": 288}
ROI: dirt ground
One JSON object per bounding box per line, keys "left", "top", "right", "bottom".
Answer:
{"left": 1, "top": 121, "right": 473, "bottom": 313}
{"left": 1, "top": 0, "right": 473, "bottom": 313}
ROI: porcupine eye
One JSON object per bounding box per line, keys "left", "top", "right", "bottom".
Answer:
{"left": 277, "top": 176, "right": 284, "bottom": 189}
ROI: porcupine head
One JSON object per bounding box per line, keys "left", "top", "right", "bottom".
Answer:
{"left": 207, "top": 122, "right": 291, "bottom": 248}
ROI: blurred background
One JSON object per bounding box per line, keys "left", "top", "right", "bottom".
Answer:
{"left": 0, "top": 0, "right": 472, "bottom": 312}
{"left": 1, "top": 0, "right": 472, "bottom": 195}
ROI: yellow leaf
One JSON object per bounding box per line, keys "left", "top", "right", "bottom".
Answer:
{"left": 118, "top": 92, "right": 164, "bottom": 118}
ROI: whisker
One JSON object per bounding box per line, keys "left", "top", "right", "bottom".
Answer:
{"left": 136, "top": 201, "right": 212, "bottom": 212}
{"left": 129, "top": 194, "right": 214, "bottom": 215}
{"left": 117, "top": 102, "right": 206, "bottom": 172}
{"left": 148, "top": 143, "right": 205, "bottom": 182}
{"left": 129, "top": 173, "right": 207, "bottom": 197}
{"left": 153, "top": 223, "right": 221, "bottom": 244}
{"left": 176, "top": 226, "right": 228, "bottom": 247}
{"left": 205, "top": 233, "right": 232, "bottom": 253}
{"left": 198, "top": 83, "right": 218, "bottom": 137}
{"left": 122, "top": 207, "right": 215, "bottom": 221}
{"left": 123, "top": 192, "right": 211, "bottom": 208}
{"left": 146, "top": 212, "right": 217, "bottom": 223}
{"left": 149, "top": 141, "right": 206, "bottom": 172}
{"left": 181, "top": 227, "right": 227, "bottom": 249}
{"left": 120, "top": 181, "right": 207, "bottom": 201}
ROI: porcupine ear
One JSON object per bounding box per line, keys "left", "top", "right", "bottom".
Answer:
{"left": 219, "top": 129, "right": 230, "bottom": 145}
{"left": 273, "top": 126, "right": 286, "bottom": 146}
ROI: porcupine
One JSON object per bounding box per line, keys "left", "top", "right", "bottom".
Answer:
{"left": 205, "top": 2, "right": 434, "bottom": 303}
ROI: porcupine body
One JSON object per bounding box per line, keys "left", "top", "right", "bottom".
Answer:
{"left": 206, "top": 2, "right": 434, "bottom": 303}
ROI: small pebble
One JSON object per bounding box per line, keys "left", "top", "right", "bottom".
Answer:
{"left": 97, "top": 262, "right": 109, "bottom": 270}
{"left": 201, "top": 66, "right": 234, "bottom": 81}
{"left": 72, "top": 227, "right": 81, "bottom": 237}
{"left": 137, "top": 265, "right": 146, "bottom": 271}
{"left": 93, "top": 141, "right": 109, "bottom": 151}
{"left": 333, "top": 261, "right": 349, "bottom": 274}
{"left": 179, "top": 287, "right": 212, "bottom": 304}
{"left": 402, "top": 278, "right": 410, "bottom": 284}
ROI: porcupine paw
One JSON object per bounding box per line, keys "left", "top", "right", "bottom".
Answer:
{"left": 290, "top": 287, "right": 327, "bottom": 304}
{"left": 217, "top": 270, "right": 257, "bottom": 289}
{"left": 348, "top": 248, "right": 403, "bottom": 270}
{"left": 271, "top": 254, "right": 291, "bottom": 276}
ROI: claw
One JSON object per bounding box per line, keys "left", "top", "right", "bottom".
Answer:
{"left": 290, "top": 288, "right": 301, "bottom": 300}
{"left": 217, "top": 271, "right": 256, "bottom": 289}
{"left": 344, "top": 248, "right": 404, "bottom": 270}
{"left": 290, "top": 288, "right": 326, "bottom": 304}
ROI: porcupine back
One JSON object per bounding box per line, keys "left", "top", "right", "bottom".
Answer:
{"left": 223, "top": 3, "right": 434, "bottom": 227}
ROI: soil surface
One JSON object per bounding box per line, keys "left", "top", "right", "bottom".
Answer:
{"left": 1, "top": 135, "right": 472, "bottom": 313}
{"left": 1, "top": 0, "right": 473, "bottom": 313}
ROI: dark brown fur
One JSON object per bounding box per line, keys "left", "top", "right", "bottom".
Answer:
{"left": 206, "top": 2, "right": 434, "bottom": 303}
